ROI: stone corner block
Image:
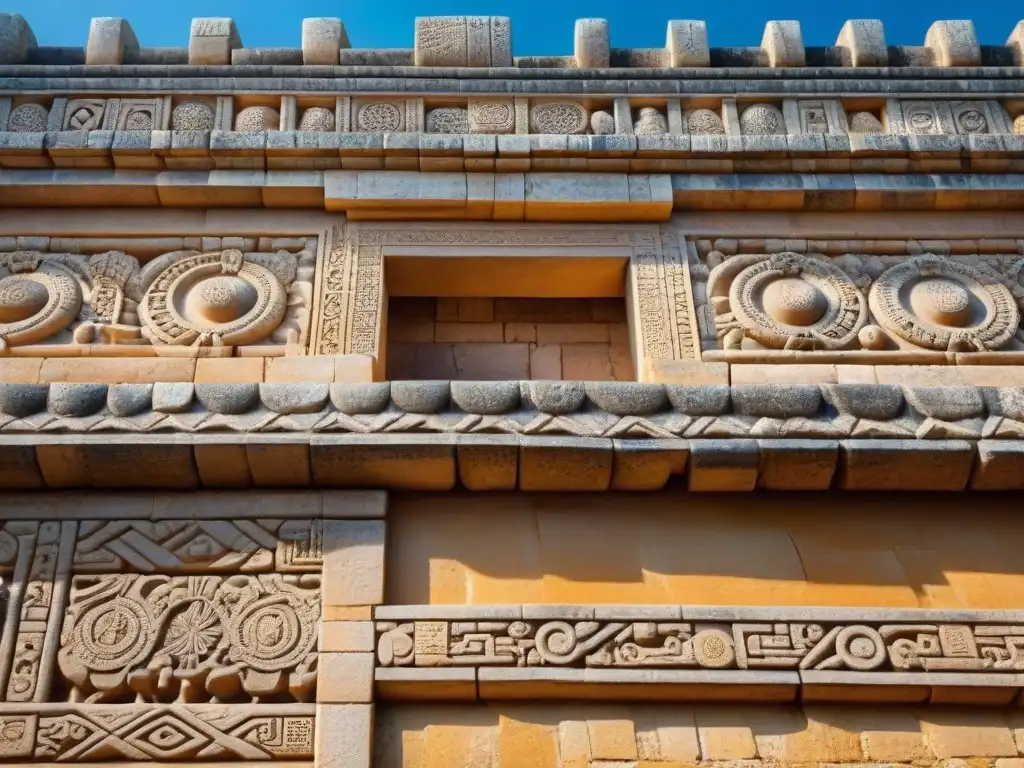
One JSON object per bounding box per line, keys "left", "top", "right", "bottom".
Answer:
{"left": 318, "top": 652, "right": 374, "bottom": 703}
{"left": 574, "top": 18, "right": 610, "bottom": 69}
{"left": 189, "top": 17, "right": 242, "bottom": 65}
{"left": 86, "top": 17, "right": 138, "bottom": 65}
{"left": 761, "top": 20, "right": 805, "bottom": 67}
{"left": 321, "top": 519, "right": 386, "bottom": 608}
{"left": 925, "top": 20, "right": 981, "bottom": 67}
{"left": 0, "top": 13, "right": 35, "bottom": 64}
{"left": 302, "top": 18, "right": 350, "bottom": 65}
{"left": 666, "top": 20, "right": 709, "bottom": 67}
{"left": 835, "top": 19, "right": 887, "bottom": 67}
{"left": 316, "top": 704, "right": 372, "bottom": 768}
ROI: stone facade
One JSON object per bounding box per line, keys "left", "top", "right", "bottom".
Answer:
{"left": 3, "top": 10, "right": 1024, "bottom": 768}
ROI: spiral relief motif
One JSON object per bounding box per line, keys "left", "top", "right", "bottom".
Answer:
{"left": 868, "top": 255, "right": 1019, "bottom": 352}
{"left": 708, "top": 252, "right": 867, "bottom": 350}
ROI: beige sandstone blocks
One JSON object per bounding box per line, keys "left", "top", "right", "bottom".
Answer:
{"left": 375, "top": 704, "right": 1024, "bottom": 768}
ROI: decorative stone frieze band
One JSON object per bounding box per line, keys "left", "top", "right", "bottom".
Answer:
{"left": 374, "top": 604, "right": 1024, "bottom": 704}
{"left": 0, "top": 381, "right": 1023, "bottom": 491}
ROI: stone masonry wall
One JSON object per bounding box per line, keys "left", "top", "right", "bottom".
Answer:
{"left": 375, "top": 703, "right": 1024, "bottom": 768}
{"left": 387, "top": 298, "right": 634, "bottom": 381}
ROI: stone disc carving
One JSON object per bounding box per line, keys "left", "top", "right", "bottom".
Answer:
{"left": 0, "top": 256, "right": 83, "bottom": 354}
{"left": 868, "top": 255, "right": 1019, "bottom": 351}
{"left": 228, "top": 595, "right": 315, "bottom": 672}
{"left": 139, "top": 249, "right": 287, "bottom": 346}
{"left": 76, "top": 597, "right": 155, "bottom": 672}
{"left": 708, "top": 252, "right": 867, "bottom": 350}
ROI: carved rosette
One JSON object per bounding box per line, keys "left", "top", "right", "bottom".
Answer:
{"left": 869, "top": 255, "right": 1019, "bottom": 352}
{"left": 0, "top": 253, "right": 82, "bottom": 354}
{"left": 708, "top": 252, "right": 867, "bottom": 350}
{"left": 139, "top": 249, "right": 287, "bottom": 346}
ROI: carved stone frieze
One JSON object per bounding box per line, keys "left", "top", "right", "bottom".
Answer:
{"left": 58, "top": 573, "right": 320, "bottom": 703}
{"left": 0, "top": 240, "right": 314, "bottom": 353}
{"left": 691, "top": 240, "right": 1024, "bottom": 354}
{"left": 0, "top": 703, "right": 315, "bottom": 760}
{"left": 377, "top": 611, "right": 1024, "bottom": 676}
{"left": 528, "top": 102, "right": 589, "bottom": 135}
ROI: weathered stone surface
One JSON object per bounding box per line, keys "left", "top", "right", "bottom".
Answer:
{"left": 194, "top": 382, "right": 260, "bottom": 414}
{"left": 585, "top": 382, "right": 667, "bottom": 415}
{"left": 391, "top": 380, "right": 450, "bottom": 413}
{"left": 259, "top": 382, "right": 330, "bottom": 414}
{"left": 152, "top": 382, "right": 194, "bottom": 413}
{"left": 85, "top": 17, "right": 138, "bottom": 65}
{"left": 450, "top": 380, "right": 520, "bottom": 414}
{"left": 0, "top": 383, "right": 48, "bottom": 416}
{"left": 575, "top": 18, "right": 610, "bottom": 69}
{"left": 332, "top": 382, "right": 392, "bottom": 414}
{"left": 48, "top": 383, "right": 108, "bottom": 416}
{"left": 107, "top": 383, "right": 153, "bottom": 417}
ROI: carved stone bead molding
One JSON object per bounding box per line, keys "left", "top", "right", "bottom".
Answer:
{"left": 0, "top": 242, "right": 314, "bottom": 353}
{"left": 696, "top": 249, "right": 1024, "bottom": 354}
{"left": 374, "top": 605, "right": 1024, "bottom": 704}
{"left": 4, "top": 381, "right": 1024, "bottom": 444}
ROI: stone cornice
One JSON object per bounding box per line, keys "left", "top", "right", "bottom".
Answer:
{"left": 1, "top": 380, "right": 1024, "bottom": 491}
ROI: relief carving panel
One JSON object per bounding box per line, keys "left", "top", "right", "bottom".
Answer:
{"left": 691, "top": 239, "right": 1024, "bottom": 354}
{"left": 0, "top": 239, "right": 316, "bottom": 354}
{"left": 0, "top": 517, "right": 323, "bottom": 761}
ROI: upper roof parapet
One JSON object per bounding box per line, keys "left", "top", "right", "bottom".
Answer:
{"left": 2, "top": 12, "right": 1024, "bottom": 70}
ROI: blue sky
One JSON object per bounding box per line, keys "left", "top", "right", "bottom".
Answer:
{"left": 3, "top": 0, "right": 1019, "bottom": 55}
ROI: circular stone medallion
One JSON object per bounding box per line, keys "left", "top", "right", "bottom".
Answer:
{"left": 868, "top": 255, "right": 1019, "bottom": 351}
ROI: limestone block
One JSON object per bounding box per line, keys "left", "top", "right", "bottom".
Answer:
{"left": 85, "top": 17, "right": 138, "bottom": 65}
{"left": 302, "top": 18, "right": 349, "bottom": 65}
{"left": 839, "top": 439, "right": 974, "bottom": 491}
{"left": 189, "top": 17, "right": 242, "bottom": 65}
{"left": 457, "top": 434, "right": 518, "bottom": 491}
{"left": 0, "top": 438, "right": 44, "bottom": 489}
{"left": 587, "top": 717, "right": 638, "bottom": 760}
{"left": 919, "top": 710, "right": 1016, "bottom": 758}
{"left": 414, "top": 16, "right": 512, "bottom": 67}
{"left": 971, "top": 440, "right": 1024, "bottom": 490}
{"left": 688, "top": 439, "right": 759, "bottom": 491}
{"left": 321, "top": 621, "right": 375, "bottom": 652}
{"left": 575, "top": 19, "right": 610, "bottom": 69}
{"left": 761, "top": 21, "right": 805, "bottom": 67}
{"left": 317, "top": 704, "right": 373, "bottom": 768}
{"left": 498, "top": 715, "right": 559, "bottom": 768}
{"left": 695, "top": 710, "right": 757, "bottom": 760}
{"left": 519, "top": 436, "right": 613, "bottom": 491}
{"left": 0, "top": 13, "right": 34, "bottom": 64}
{"left": 835, "top": 20, "right": 887, "bottom": 67}
{"left": 322, "top": 519, "right": 385, "bottom": 607}
{"left": 925, "top": 20, "right": 981, "bottom": 67}
{"left": 246, "top": 435, "right": 312, "bottom": 487}
{"left": 312, "top": 434, "right": 457, "bottom": 490}
{"left": 666, "top": 20, "right": 710, "bottom": 67}
{"left": 611, "top": 439, "right": 688, "bottom": 491}
{"left": 757, "top": 439, "right": 837, "bottom": 490}
{"left": 319, "top": 652, "right": 374, "bottom": 703}
{"left": 192, "top": 435, "right": 249, "bottom": 488}
{"left": 424, "top": 722, "right": 497, "bottom": 768}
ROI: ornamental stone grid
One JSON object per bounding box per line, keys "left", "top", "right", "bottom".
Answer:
{"left": 4, "top": 10, "right": 1024, "bottom": 768}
